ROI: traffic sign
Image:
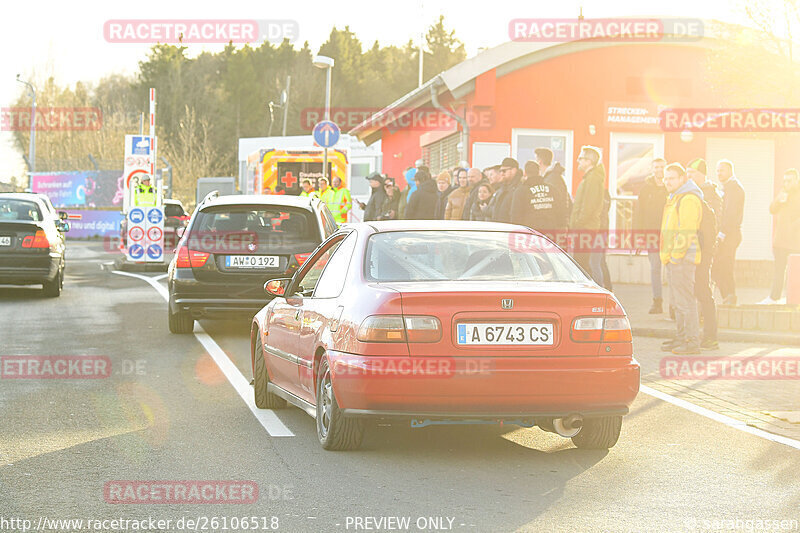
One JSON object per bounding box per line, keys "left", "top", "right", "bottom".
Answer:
{"left": 147, "top": 226, "right": 163, "bottom": 242}
{"left": 146, "top": 244, "right": 163, "bottom": 260}
{"left": 128, "top": 208, "right": 145, "bottom": 224}
{"left": 128, "top": 244, "right": 144, "bottom": 259}
{"left": 128, "top": 226, "right": 144, "bottom": 241}
{"left": 147, "top": 208, "right": 163, "bottom": 224}
{"left": 313, "top": 120, "right": 340, "bottom": 148}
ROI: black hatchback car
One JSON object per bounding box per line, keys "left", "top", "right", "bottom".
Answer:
{"left": 0, "top": 193, "right": 69, "bottom": 297}
{"left": 167, "top": 193, "right": 338, "bottom": 333}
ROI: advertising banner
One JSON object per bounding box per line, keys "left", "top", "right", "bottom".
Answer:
{"left": 63, "top": 210, "right": 123, "bottom": 238}
{"left": 31, "top": 170, "right": 125, "bottom": 208}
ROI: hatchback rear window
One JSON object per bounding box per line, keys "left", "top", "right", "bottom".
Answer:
{"left": 191, "top": 205, "right": 320, "bottom": 244}
{"left": 365, "top": 231, "right": 587, "bottom": 283}
{"left": 0, "top": 199, "right": 43, "bottom": 222}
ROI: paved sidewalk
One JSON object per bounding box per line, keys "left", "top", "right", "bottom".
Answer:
{"left": 614, "top": 283, "right": 800, "bottom": 345}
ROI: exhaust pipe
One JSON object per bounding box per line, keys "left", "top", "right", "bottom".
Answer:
{"left": 553, "top": 414, "right": 583, "bottom": 437}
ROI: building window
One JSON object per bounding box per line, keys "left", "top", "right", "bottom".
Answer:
{"left": 511, "top": 129, "right": 574, "bottom": 194}
{"left": 422, "top": 133, "right": 460, "bottom": 175}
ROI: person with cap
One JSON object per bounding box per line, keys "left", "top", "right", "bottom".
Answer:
{"left": 405, "top": 167, "right": 438, "bottom": 220}
{"left": 760, "top": 168, "right": 800, "bottom": 304}
{"left": 489, "top": 157, "right": 523, "bottom": 223}
{"left": 359, "top": 172, "right": 387, "bottom": 222}
{"left": 570, "top": 146, "right": 608, "bottom": 285}
{"left": 660, "top": 162, "right": 704, "bottom": 355}
{"left": 712, "top": 159, "right": 746, "bottom": 305}
{"left": 686, "top": 158, "right": 720, "bottom": 350}
{"left": 134, "top": 175, "right": 156, "bottom": 206}
{"left": 330, "top": 176, "right": 352, "bottom": 224}
{"left": 299, "top": 179, "right": 319, "bottom": 199}
{"left": 634, "top": 158, "right": 668, "bottom": 314}
{"left": 377, "top": 176, "right": 401, "bottom": 220}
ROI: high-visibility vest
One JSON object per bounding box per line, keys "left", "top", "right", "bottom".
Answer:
{"left": 332, "top": 187, "right": 352, "bottom": 223}
{"left": 320, "top": 188, "right": 337, "bottom": 217}
{"left": 135, "top": 185, "right": 156, "bottom": 207}
{"left": 300, "top": 190, "right": 319, "bottom": 199}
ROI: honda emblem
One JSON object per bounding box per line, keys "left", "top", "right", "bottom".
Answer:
{"left": 501, "top": 299, "right": 513, "bottom": 309}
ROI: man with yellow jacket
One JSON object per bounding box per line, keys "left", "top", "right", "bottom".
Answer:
{"left": 328, "top": 177, "right": 352, "bottom": 224}
{"left": 660, "top": 163, "right": 704, "bottom": 355}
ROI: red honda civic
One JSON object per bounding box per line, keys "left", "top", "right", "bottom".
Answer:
{"left": 250, "top": 221, "right": 640, "bottom": 451}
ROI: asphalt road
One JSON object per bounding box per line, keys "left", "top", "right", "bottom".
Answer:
{"left": 0, "top": 242, "right": 798, "bottom": 533}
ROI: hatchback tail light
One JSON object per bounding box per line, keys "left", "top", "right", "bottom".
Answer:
{"left": 175, "top": 244, "right": 210, "bottom": 268}
{"left": 22, "top": 230, "right": 49, "bottom": 249}
{"left": 571, "top": 316, "right": 631, "bottom": 343}
{"left": 294, "top": 253, "right": 311, "bottom": 265}
{"left": 357, "top": 315, "right": 442, "bottom": 343}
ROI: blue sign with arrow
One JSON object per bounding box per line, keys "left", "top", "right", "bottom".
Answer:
{"left": 313, "top": 120, "right": 340, "bottom": 148}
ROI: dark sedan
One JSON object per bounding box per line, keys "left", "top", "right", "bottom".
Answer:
{"left": 0, "top": 193, "right": 69, "bottom": 297}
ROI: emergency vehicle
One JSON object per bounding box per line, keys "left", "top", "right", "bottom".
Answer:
{"left": 246, "top": 148, "right": 349, "bottom": 196}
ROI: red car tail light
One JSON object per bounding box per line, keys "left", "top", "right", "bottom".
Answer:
{"left": 21, "top": 230, "right": 49, "bottom": 248}
{"left": 357, "top": 315, "right": 442, "bottom": 343}
{"left": 571, "top": 316, "right": 632, "bottom": 343}
{"left": 175, "top": 245, "right": 210, "bottom": 268}
{"left": 294, "top": 253, "right": 311, "bottom": 265}
{"left": 357, "top": 316, "right": 406, "bottom": 342}
{"left": 403, "top": 316, "right": 442, "bottom": 343}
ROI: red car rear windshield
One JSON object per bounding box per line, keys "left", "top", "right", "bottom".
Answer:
{"left": 365, "top": 231, "right": 588, "bottom": 283}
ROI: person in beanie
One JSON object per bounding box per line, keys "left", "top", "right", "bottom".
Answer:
{"left": 759, "top": 168, "right": 800, "bottom": 304}
{"left": 489, "top": 157, "right": 523, "bottom": 223}
{"left": 712, "top": 159, "right": 746, "bottom": 305}
{"left": 660, "top": 163, "right": 704, "bottom": 355}
{"left": 434, "top": 171, "right": 454, "bottom": 219}
{"left": 634, "top": 158, "right": 668, "bottom": 314}
{"left": 360, "top": 172, "right": 386, "bottom": 222}
{"left": 405, "top": 168, "right": 438, "bottom": 219}
{"left": 686, "top": 158, "right": 720, "bottom": 349}
{"left": 570, "top": 146, "right": 607, "bottom": 286}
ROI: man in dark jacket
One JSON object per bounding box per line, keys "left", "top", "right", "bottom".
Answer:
{"left": 489, "top": 157, "right": 523, "bottom": 223}
{"left": 712, "top": 159, "right": 746, "bottom": 305}
{"left": 511, "top": 160, "right": 561, "bottom": 234}
{"left": 760, "top": 168, "right": 800, "bottom": 303}
{"left": 570, "top": 146, "right": 607, "bottom": 285}
{"left": 686, "top": 158, "right": 719, "bottom": 350}
{"left": 461, "top": 168, "right": 489, "bottom": 220}
{"left": 634, "top": 158, "right": 668, "bottom": 313}
{"left": 377, "top": 177, "right": 401, "bottom": 220}
{"left": 360, "top": 172, "right": 387, "bottom": 222}
{"left": 535, "top": 148, "right": 572, "bottom": 230}
{"left": 405, "top": 168, "right": 438, "bottom": 220}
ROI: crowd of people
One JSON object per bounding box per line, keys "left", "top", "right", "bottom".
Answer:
{"left": 283, "top": 146, "right": 799, "bottom": 355}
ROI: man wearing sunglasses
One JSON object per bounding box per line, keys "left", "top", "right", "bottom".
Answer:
{"left": 488, "top": 157, "right": 523, "bottom": 223}
{"left": 570, "top": 146, "right": 608, "bottom": 286}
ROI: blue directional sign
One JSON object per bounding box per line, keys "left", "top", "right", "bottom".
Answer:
{"left": 146, "top": 244, "right": 163, "bottom": 260}
{"left": 313, "top": 120, "right": 340, "bottom": 148}
{"left": 147, "top": 208, "right": 163, "bottom": 225}
{"left": 128, "top": 244, "right": 144, "bottom": 259}
{"left": 128, "top": 208, "right": 145, "bottom": 224}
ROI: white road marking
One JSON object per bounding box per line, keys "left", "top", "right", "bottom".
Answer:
{"left": 112, "top": 270, "right": 294, "bottom": 437}
{"left": 640, "top": 385, "right": 800, "bottom": 450}
{"left": 151, "top": 273, "right": 168, "bottom": 281}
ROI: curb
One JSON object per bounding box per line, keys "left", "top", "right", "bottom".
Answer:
{"left": 632, "top": 327, "right": 800, "bottom": 346}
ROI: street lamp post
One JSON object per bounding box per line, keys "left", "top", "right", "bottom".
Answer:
{"left": 312, "top": 55, "right": 334, "bottom": 182}
{"left": 16, "top": 75, "right": 36, "bottom": 187}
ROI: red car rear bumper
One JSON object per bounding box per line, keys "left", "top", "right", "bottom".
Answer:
{"left": 327, "top": 351, "right": 640, "bottom": 418}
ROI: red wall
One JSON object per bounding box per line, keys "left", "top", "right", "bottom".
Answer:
{"left": 377, "top": 43, "right": 800, "bottom": 191}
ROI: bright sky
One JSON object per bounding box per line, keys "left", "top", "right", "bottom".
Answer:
{"left": 1, "top": 0, "right": 753, "bottom": 181}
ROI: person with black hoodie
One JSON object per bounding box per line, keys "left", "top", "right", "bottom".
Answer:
{"left": 461, "top": 168, "right": 489, "bottom": 220}
{"left": 535, "top": 148, "right": 571, "bottom": 230}
{"left": 360, "top": 172, "right": 387, "bottom": 222}
{"left": 511, "top": 160, "right": 561, "bottom": 234}
{"left": 433, "top": 171, "right": 455, "bottom": 219}
{"left": 489, "top": 157, "right": 523, "bottom": 223}
{"left": 404, "top": 168, "right": 438, "bottom": 220}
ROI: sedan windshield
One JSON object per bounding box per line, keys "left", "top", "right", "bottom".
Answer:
{"left": 365, "top": 231, "right": 588, "bottom": 282}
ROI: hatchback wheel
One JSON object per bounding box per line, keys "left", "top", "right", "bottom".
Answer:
{"left": 253, "top": 337, "right": 286, "bottom": 409}
{"left": 571, "top": 416, "right": 622, "bottom": 449}
{"left": 316, "top": 357, "right": 363, "bottom": 451}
